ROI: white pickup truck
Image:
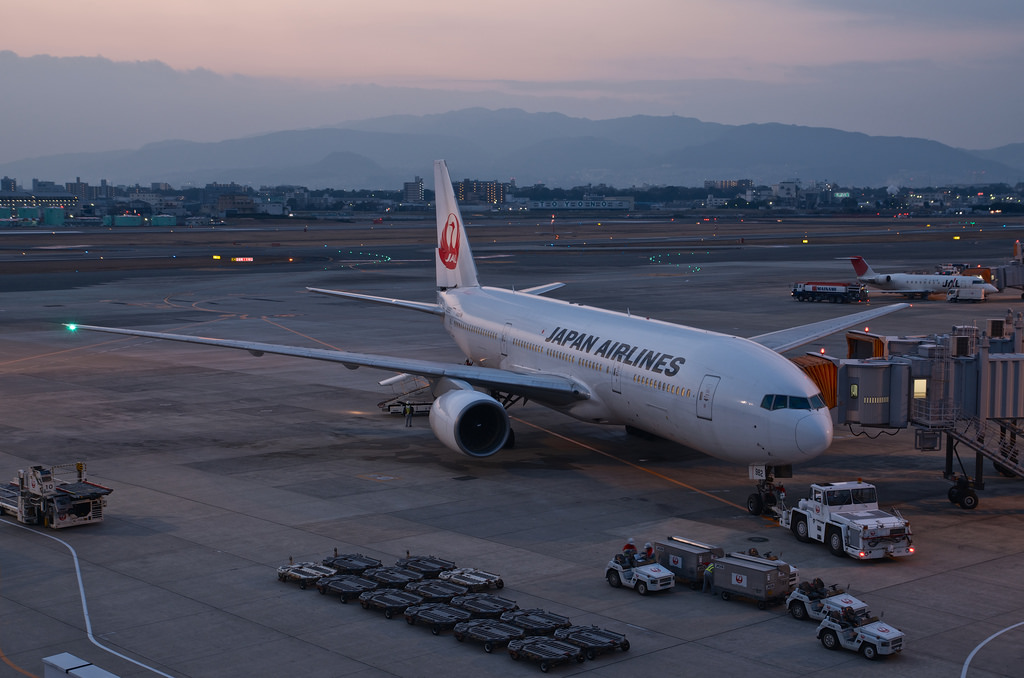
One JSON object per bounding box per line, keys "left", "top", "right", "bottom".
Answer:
{"left": 776, "top": 481, "right": 915, "bottom": 559}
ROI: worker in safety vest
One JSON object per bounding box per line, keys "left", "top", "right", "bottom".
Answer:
{"left": 702, "top": 561, "right": 715, "bottom": 593}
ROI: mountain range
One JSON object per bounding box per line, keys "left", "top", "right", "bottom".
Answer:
{"left": 3, "top": 107, "right": 1023, "bottom": 190}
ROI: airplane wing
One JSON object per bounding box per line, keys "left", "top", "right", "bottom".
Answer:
{"left": 67, "top": 324, "right": 588, "bottom": 405}
{"left": 748, "top": 303, "right": 909, "bottom": 353}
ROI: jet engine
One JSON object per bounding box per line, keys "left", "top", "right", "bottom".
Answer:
{"left": 428, "top": 389, "right": 510, "bottom": 457}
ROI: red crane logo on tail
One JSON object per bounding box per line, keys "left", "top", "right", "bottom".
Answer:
{"left": 439, "top": 212, "right": 460, "bottom": 270}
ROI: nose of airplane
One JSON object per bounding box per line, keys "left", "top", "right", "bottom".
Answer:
{"left": 983, "top": 283, "right": 999, "bottom": 293}
{"left": 796, "top": 410, "right": 833, "bottom": 457}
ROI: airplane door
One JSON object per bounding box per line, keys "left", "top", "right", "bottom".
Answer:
{"left": 612, "top": 365, "right": 622, "bottom": 393}
{"left": 501, "top": 322, "right": 513, "bottom": 356}
{"left": 697, "top": 375, "right": 720, "bottom": 420}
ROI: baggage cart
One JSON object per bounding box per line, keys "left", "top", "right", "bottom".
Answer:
{"left": 403, "top": 602, "right": 473, "bottom": 634}
{"left": 438, "top": 567, "right": 504, "bottom": 591}
{"left": 507, "top": 637, "right": 585, "bottom": 672}
{"left": 450, "top": 593, "right": 519, "bottom": 618}
{"left": 500, "top": 608, "right": 572, "bottom": 634}
{"left": 363, "top": 566, "right": 424, "bottom": 588}
{"left": 710, "top": 551, "right": 798, "bottom": 608}
{"left": 453, "top": 619, "right": 526, "bottom": 652}
{"left": 322, "top": 552, "right": 381, "bottom": 574}
{"left": 395, "top": 554, "right": 456, "bottom": 578}
{"left": 316, "top": 574, "right": 379, "bottom": 602}
{"left": 358, "top": 589, "right": 424, "bottom": 618}
{"left": 276, "top": 561, "right": 336, "bottom": 589}
{"left": 553, "top": 625, "right": 630, "bottom": 660}
{"left": 654, "top": 536, "right": 724, "bottom": 588}
{"left": 404, "top": 579, "right": 468, "bottom": 603}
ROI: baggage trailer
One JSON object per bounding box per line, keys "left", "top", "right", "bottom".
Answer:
{"left": 316, "top": 574, "right": 379, "bottom": 602}
{"left": 0, "top": 463, "right": 112, "bottom": 529}
{"left": 710, "top": 552, "right": 798, "bottom": 609}
{"left": 358, "top": 589, "right": 424, "bottom": 618}
{"left": 404, "top": 579, "right": 468, "bottom": 603}
{"left": 403, "top": 602, "right": 473, "bottom": 635}
{"left": 500, "top": 608, "right": 572, "bottom": 635}
{"left": 450, "top": 593, "right": 519, "bottom": 618}
{"left": 654, "top": 536, "right": 725, "bottom": 589}
{"left": 453, "top": 619, "right": 526, "bottom": 652}
{"left": 507, "top": 637, "right": 584, "bottom": 672}
{"left": 322, "top": 552, "right": 381, "bottom": 574}
{"left": 394, "top": 554, "right": 456, "bottom": 578}
{"left": 553, "top": 625, "right": 630, "bottom": 660}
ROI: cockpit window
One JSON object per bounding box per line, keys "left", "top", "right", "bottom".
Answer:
{"left": 760, "top": 392, "right": 828, "bottom": 411}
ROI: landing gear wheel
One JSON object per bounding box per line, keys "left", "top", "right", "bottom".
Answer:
{"left": 959, "top": 491, "right": 979, "bottom": 510}
{"left": 747, "top": 493, "right": 763, "bottom": 516}
{"left": 948, "top": 486, "right": 962, "bottom": 504}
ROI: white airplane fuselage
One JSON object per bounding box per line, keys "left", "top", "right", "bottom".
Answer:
{"left": 441, "top": 285, "right": 832, "bottom": 466}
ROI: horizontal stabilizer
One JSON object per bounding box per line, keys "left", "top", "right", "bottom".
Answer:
{"left": 519, "top": 282, "right": 565, "bottom": 296}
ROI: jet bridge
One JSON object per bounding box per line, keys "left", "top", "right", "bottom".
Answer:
{"left": 795, "top": 313, "right": 1024, "bottom": 509}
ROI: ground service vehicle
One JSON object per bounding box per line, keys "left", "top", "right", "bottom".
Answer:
{"left": 0, "top": 463, "right": 112, "bottom": 528}
{"left": 792, "top": 282, "right": 869, "bottom": 303}
{"left": 947, "top": 286, "right": 986, "bottom": 302}
{"left": 606, "top": 553, "right": 676, "bottom": 595}
{"left": 787, "top": 580, "right": 862, "bottom": 621}
{"left": 403, "top": 602, "right": 472, "bottom": 634}
{"left": 776, "top": 481, "right": 914, "bottom": 559}
{"left": 553, "top": 625, "right": 630, "bottom": 660}
{"left": 816, "top": 605, "right": 905, "bottom": 659}
{"left": 507, "top": 637, "right": 584, "bottom": 672}
{"left": 438, "top": 567, "right": 504, "bottom": 591}
{"left": 453, "top": 619, "right": 526, "bottom": 652}
{"left": 394, "top": 554, "right": 456, "bottom": 578}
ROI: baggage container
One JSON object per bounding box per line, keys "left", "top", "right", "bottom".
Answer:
{"left": 654, "top": 536, "right": 725, "bottom": 588}
{"left": 710, "top": 552, "right": 798, "bottom": 608}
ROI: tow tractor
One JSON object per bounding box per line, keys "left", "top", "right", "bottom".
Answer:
{"left": 0, "top": 463, "right": 112, "bottom": 528}
{"left": 816, "top": 603, "right": 905, "bottom": 660}
{"left": 605, "top": 552, "right": 675, "bottom": 595}
{"left": 767, "top": 480, "right": 915, "bottom": 559}
{"left": 786, "top": 579, "right": 860, "bottom": 621}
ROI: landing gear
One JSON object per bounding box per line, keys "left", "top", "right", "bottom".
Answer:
{"left": 746, "top": 465, "right": 790, "bottom": 516}
{"left": 947, "top": 475, "right": 979, "bottom": 510}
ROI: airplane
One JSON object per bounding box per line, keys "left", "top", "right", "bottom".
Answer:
{"left": 844, "top": 255, "right": 998, "bottom": 299}
{"left": 68, "top": 160, "right": 908, "bottom": 514}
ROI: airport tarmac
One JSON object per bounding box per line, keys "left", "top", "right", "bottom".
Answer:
{"left": 1, "top": 218, "right": 1023, "bottom": 677}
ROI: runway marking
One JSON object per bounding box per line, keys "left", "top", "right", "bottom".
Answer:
{"left": 511, "top": 417, "right": 746, "bottom": 512}
{"left": 1, "top": 519, "right": 177, "bottom": 678}
{"left": 260, "top": 316, "right": 345, "bottom": 350}
{"left": 961, "top": 620, "right": 1024, "bottom": 678}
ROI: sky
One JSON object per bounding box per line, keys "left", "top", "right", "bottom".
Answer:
{"left": 3, "top": 0, "right": 1023, "bottom": 160}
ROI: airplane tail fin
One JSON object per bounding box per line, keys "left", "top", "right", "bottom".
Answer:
{"left": 434, "top": 159, "right": 479, "bottom": 290}
{"left": 847, "top": 256, "right": 873, "bottom": 278}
